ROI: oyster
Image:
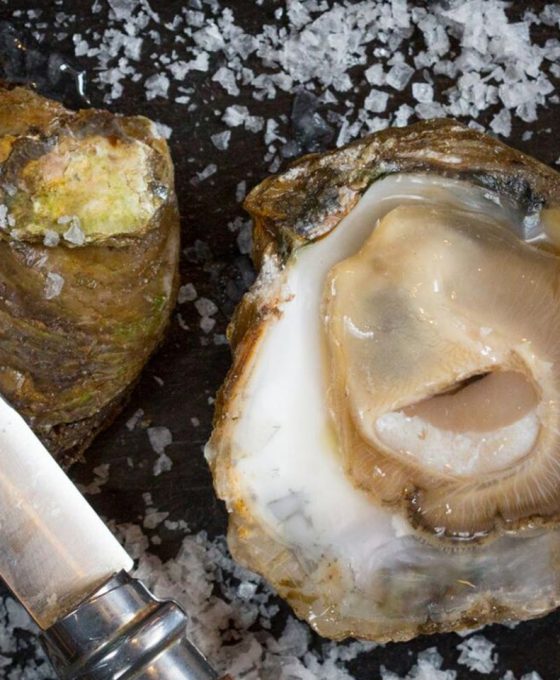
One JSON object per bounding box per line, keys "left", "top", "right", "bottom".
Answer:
{"left": 206, "top": 120, "right": 560, "bottom": 642}
{"left": 0, "top": 87, "right": 179, "bottom": 466}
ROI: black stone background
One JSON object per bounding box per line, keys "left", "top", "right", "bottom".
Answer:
{"left": 0, "top": 1, "right": 560, "bottom": 678}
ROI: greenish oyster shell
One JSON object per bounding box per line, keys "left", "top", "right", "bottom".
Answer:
{"left": 207, "top": 120, "right": 560, "bottom": 643}
{"left": 0, "top": 87, "right": 180, "bottom": 466}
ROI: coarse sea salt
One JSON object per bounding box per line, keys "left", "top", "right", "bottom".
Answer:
{"left": 380, "top": 647, "right": 456, "bottom": 680}
{"left": 456, "top": 635, "right": 497, "bottom": 674}
{"left": 44, "top": 272, "right": 65, "bottom": 300}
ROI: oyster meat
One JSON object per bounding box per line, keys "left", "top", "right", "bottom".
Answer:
{"left": 0, "top": 87, "right": 179, "bottom": 466}
{"left": 206, "top": 120, "right": 560, "bottom": 642}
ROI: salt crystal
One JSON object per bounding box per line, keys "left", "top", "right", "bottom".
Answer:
{"left": 191, "top": 164, "right": 217, "bottom": 185}
{"left": 126, "top": 408, "right": 144, "bottom": 431}
{"left": 223, "top": 105, "right": 248, "bottom": 127}
{"left": 363, "top": 89, "right": 389, "bottom": 113}
{"left": 43, "top": 230, "right": 60, "bottom": 247}
{"left": 144, "top": 508, "right": 170, "bottom": 529}
{"left": 0, "top": 205, "right": 8, "bottom": 229}
{"left": 235, "top": 180, "right": 247, "bottom": 203}
{"left": 457, "top": 635, "right": 497, "bottom": 674}
{"left": 178, "top": 283, "right": 197, "bottom": 303}
{"left": 393, "top": 103, "right": 414, "bottom": 127}
{"left": 516, "top": 101, "right": 538, "bottom": 123}
{"left": 195, "top": 297, "right": 218, "bottom": 317}
{"left": 415, "top": 101, "right": 444, "bottom": 118}
{"left": 381, "top": 647, "right": 456, "bottom": 679}
{"left": 412, "top": 82, "right": 434, "bottom": 103}
{"left": 211, "top": 130, "right": 231, "bottom": 151}
{"left": 490, "top": 108, "right": 512, "bottom": 137}
{"left": 145, "top": 73, "right": 170, "bottom": 100}
{"left": 238, "top": 582, "right": 257, "bottom": 600}
{"left": 237, "top": 223, "right": 252, "bottom": 255}
{"left": 177, "top": 313, "right": 190, "bottom": 331}
{"left": 148, "top": 426, "right": 172, "bottom": 455}
{"left": 542, "top": 5, "right": 560, "bottom": 26}
{"left": 245, "top": 115, "right": 264, "bottom": 133}
{"left": 63, "top": 219, "right": 86, "bottom": 246}
{"left": 108, "top": 0, "right": 140, "bottom": 21}
{"left": 154, "top": 121, "right": 173, "bottom": 139}
{"left": 212, "top": 66, "right": 240, "bottom": 96}
{"left": 213, "top": 333, "right": 227, "bottom": 345}
{"left": 364, "top": 63, "right": 385, "bottom": 86}
{"left": 78, "top": 463, "right": 111, "bottom": 495}
{"left": 200, "top": 316, "right": 216, "bottom": 334}
{"left": 44, "top": 272, "right": 65, "bottom": 300}
{"left": 386, "top": 62, "right": 414, "bottom": 90}
{"left": 153, "top": 452, "right": 173, "bottom": 476}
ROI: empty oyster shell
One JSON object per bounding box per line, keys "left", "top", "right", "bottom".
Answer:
{"left": 206, "top": 120, "right": 560, "bottom": 642}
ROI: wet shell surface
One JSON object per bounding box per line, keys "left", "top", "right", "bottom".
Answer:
{"left": 205, "top": 120, "right": 560, "bottom": 642}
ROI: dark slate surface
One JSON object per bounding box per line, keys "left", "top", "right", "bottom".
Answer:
{"left": 0, "top": 1, "right": 559, "bottom": 678}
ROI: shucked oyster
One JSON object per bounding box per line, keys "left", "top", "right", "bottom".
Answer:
{"left": 206, "top": 120, "right": 560, "bottom": 642}
{"left": 0, "top": 87, "right": 179, "bottom": 466}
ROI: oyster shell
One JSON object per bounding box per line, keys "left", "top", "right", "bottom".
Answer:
{"left": 207, "top": 120, "right": 560, "bottom": 642}
{"left": 0, "top": 87, "right": 179, "bottom": 466}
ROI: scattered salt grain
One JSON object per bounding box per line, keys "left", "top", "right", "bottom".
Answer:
{"left": 364, "top": 63, "right": 385, "bottom": 86}
{"left": 44, "top": 272, "right": 65, "bottom": 300}
{"left": 191, "top": 163, "right": 217, "bottom": 185}
{"left": 363, "top": 89, "right": 389, "bottom": 113}
{"left": 147, "top": 426, "right": 173, "bottom": 476}
{"left": 412, "top": 82, "right": 434, "bottom": 103}
{"left": 381, "top": 647, "right": 456, "bottom": 680}
{"left": 490, "top": 108, "right": 512, "bottom": 137}
{"left": 236, "top": 222, "right": 252, "bottom": 255}
{"left": 126, "top": 408, "right": 145, "bottom": 431}
{"left": 143, "top": 507, "right": 170, "bottom": 529}
{"left": 43, "top": 230, "right": 60, "bottom": 247}
{"left": 177, "top": 312, "right": 190, "bottom": 330}
{"left": 153, "top": 451, "right": 173, "bottom": 476}
{"left": 386, "top": 62, "right": 414, "bottom": 90}
{"left": 235, "top": 180, "right": 247, "bottom": 203}
{"left": 0, "top": 205, "right": 8, "bottom": 230}
{"left": 154, "top": 121, "right": 173, "bottom": 139}
{"left": 195, "top": 297, "right": 218, "bottom": 317}
{"left": 223, "top": 104, "right": 248, "bottom": 127}
{"left": 178, "top": 283, "right": 197, "bottom": 303}
{"left": 211, "top": 130, "right": 231, "bottom": 151}
{"left": 144, "top": 73, "right": 170, "bottom": 100}
{"left": 200, "top": 316, "right": 216, "bottom": 334}
{"left": 78, "top": 463, "right": 110, "bottom": 495}
{"left": 148, "top": 426, "right": 172, "bottom": 455}
{"left": 62, "top": 219, "right": 86, "bottom": 246}
{"left": 212, "top": 66, "right": 240, "bottom": 96}
{"left": 457, "top": 635, "right": 497, "bottom": 674}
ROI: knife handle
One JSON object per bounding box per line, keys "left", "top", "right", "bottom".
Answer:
{"left": 41, "top": 571, "right": 228, "bottom": 680}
